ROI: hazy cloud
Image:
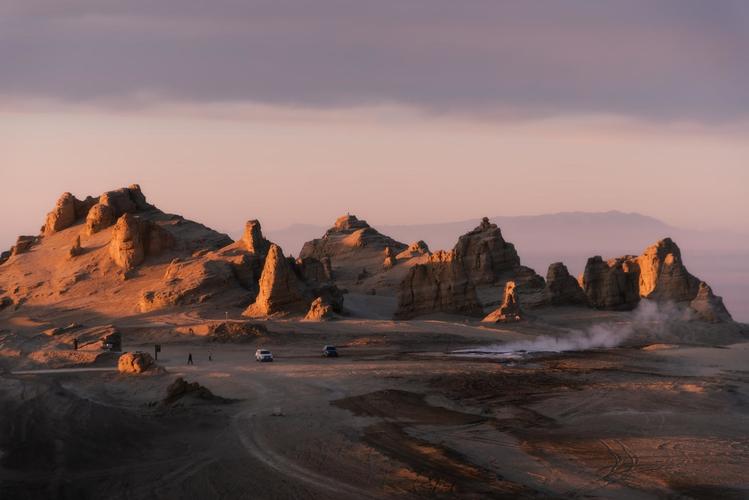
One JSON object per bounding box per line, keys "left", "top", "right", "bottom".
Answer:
{"left": 1, "top": 0, "right": 748, "bottom": 121}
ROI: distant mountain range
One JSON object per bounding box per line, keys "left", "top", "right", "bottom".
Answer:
{"left": 267, "top": 211, "right": 749, "bottom": 322}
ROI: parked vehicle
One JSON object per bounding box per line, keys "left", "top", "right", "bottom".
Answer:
{"left": 255, "top": 349, "right": 274, "bottom": 362}
{"left": 322, "top": 345, "right": 338, "bottom": 358}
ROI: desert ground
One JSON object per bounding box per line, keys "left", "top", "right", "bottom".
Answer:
{"left": 2, "top": 304, "right": 748, "bottom": 500}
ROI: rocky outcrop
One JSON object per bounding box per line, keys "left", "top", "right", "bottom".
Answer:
{"left": 243, "top": 244, "right": 307, "bottom": 317}
{"left": 299, "top": 215, "right": 407, "bottom": 277}
{"left": 10, "top": 235, "right": 40, "bottom": 257}
{"left": 118, "top": 351, "right": 159, "bottom": 374}
{"left": 637, "top": 238, "right": 699, "bottom": 302}
{"left": 453, "top": 217, "right": 521, "bottom": 285}
{"left": 109, "top": 214, "right": 174, "bottom": 272}
{"left": 395, "top": 250, "right": 482, "bottom": 319}
{"left": 397, "top": 240, "right": 430, "bottom": 259}
{"left": 304, "top": 296, "right": 338, "bottom": 321}
{"left": 483, "top": 281, "right": 522, "bottom": 322}
{"left": 68, "top": 235, "right": 84, "bottom": 259}
{"left": 545, "top": 262, "right": 587, "bottom": 306}
{"left": 241, "top": 219, "right": 271, "bottom": 256}
{"left": 690, "top": 282, "right": 732, "bottom": 323}
{"left": 580, "top": 255, "right": 641, "bottom": 310}
{"left": 163, "top": 377, "right": 225, "bottom": 405}
{"left": 580, "top": 238, "right": 732, "bottom": 321}
{"left": 85, "top": 202, "right": 115, "bottom": 235}
{"left": 43, "top": 185, "right": 150, "bottom": 236}
{"left": 295, "top": 256, "right": 333, "bottom": 284}
{"left": 109, "top": 214, "right": 146, "bottom": 272}
{"left": 42, "top": 192, "right": 96, "bottom": 235}
{"left": 139, "top": 258, "right": 234, "bottom": 312}
{"left": 207, "top": 321, "right": 269, "bottom": 343}
{"left": 383, "top": 247, "right": 397, "bottom": 269}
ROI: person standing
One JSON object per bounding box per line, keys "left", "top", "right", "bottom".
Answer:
{"left": 187, "top": 353, "right": 193, "bottom": 365}
{"left": 73, "top": 338, "right": 78, "bottom": 350}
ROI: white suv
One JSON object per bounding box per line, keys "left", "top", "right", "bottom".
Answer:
{"left": 255, "top": 349, "right": 274, "bottom": 362}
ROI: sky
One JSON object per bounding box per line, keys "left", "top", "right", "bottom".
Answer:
{"left": 1, "top": 0, "right": 748, "bottom": 249}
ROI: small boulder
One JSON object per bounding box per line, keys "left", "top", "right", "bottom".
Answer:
{"left": 118, "top": 351, "right": 160, "bottom": 374}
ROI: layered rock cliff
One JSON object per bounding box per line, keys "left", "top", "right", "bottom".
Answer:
{"left": 395, "top": 250, "right": 482, "bottom": 319}
{"left": 580, "top": 238, "right": 732, "bottom": 321}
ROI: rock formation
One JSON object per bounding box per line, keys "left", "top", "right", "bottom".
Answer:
{"left": 580, "top": 255, "right": 641, "bottom": 310}
{"left": 299, "top": 215, "right": 407, "bottom": 284}
{"left": 689, "top": 282, "right": 732, "bottom": 323}
{"left": 42, "top": 192, "right": 96, "bottom": 235}
{"left": 243, "top": 244, "right": 307, "bottom": 317}
{"left": 483, "top": 281, "right": 522, "bottom": 322}
{"left": 580, "top": 238, "right": 732, "bottom": 321}
{"left": 395, "top": 250, "right": 482, "bottom": 319}
{"left": 305, "top": 296, "right": 338, "bottom": 321}
{"left": 118, "top": 351, "right": 159, "bottom": 374}
{"left": 295, "top": 256, "right": 333, "bottom": 284}
{"left": 85, "top": 202, "right": 115, "bottom": 234}
{"left": 453, "top": 217, "right": 521, "bottom": 285}
{"left": 68, "top": 235, "right": 84, "bottom": 259}
{"left": 10, "top": 236, "right": 40, "bottom": 257}
{"left": 241, "top": 219, "right": 271, "bottom": 256}
{"left": 163, "top": 377, "right": 227, "bottom": 405}
{"left": 637, "top": 238, "right": 699, "bottom": 302}
{"left": 139, "top": 258, "right": 235, "bottom": 312}
{"left": 396, "top": 240, "right": 430, "bottom": 259}
{"left": 109, "top": 214, "right": 174, "bottom": 272}
{"left": 545, "top": 262, "right": 587, "bottom": 306}
{"left": 383, "top": 247, "right": 397, "bottom": 269}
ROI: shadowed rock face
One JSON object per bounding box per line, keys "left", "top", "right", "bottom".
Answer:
{"left": 690, "top": 281, "right": 732, "bottom": 323}
{"left": 453, "top": 217, "right": 521, "bottom": 285}
{"left": 483, "top": 281, "right": 522, "bottom": 322}
{"left": 581, "top": 255, "right": 641, "bottom": 310}
{"left": 243, "top": 244, "right": 307, "bottom": 317}
{"left": 395, "top": 250, "right": 482, "bottom": 319}
{"left": 581, "top": 238, "right": 732, "bottom": 321}
{"left": 546, "top": 262, "right": 587, "bottom": 306}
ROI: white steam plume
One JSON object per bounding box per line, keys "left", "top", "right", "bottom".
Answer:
{"left": 456, "top": 300, "right": 688, "bottom": 356}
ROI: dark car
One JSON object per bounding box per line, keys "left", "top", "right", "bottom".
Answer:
{"left": 322, "top": 345, "right": 338, "bottom": 357}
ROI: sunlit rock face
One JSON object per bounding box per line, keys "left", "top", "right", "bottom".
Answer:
{"left": 580, "top": 238, "right": 732, "bottom": 321}
{"left": 109, "top": 213, "right": 175, "bottom": 272}
{"left": 243, "top": 244, "right": 307, "bottom": 318}
{"left": 395, "top": 250, "right": 482, "bottom": 319}
{"left": 636, "top": 238, "right": 699, "bottom": 302}
{"left": 482, "top": 281, "right": 522, "bottom": 323}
